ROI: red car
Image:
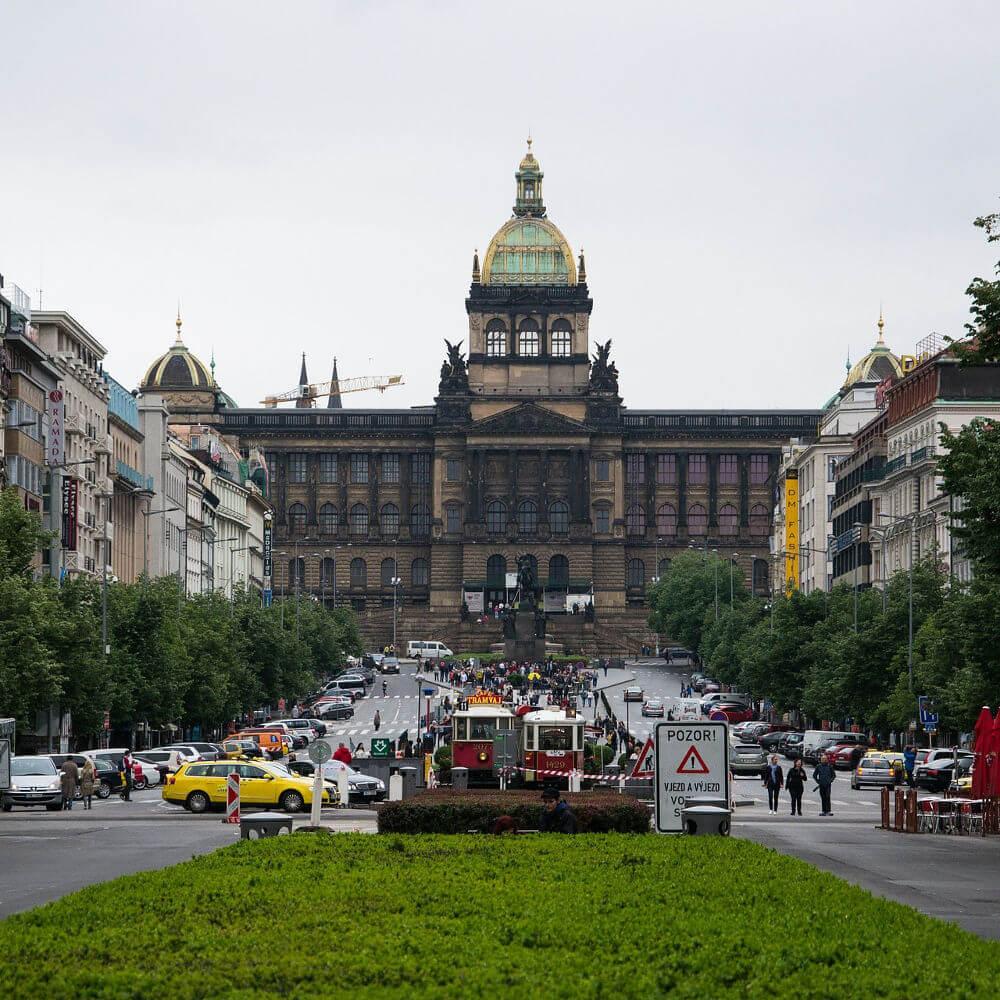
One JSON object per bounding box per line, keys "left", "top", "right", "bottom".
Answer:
{"left": 831, "top": 743, "right": 870, "bottom": 770}
{"left": 708, "top": 702, "right": 754, "bottom": 723}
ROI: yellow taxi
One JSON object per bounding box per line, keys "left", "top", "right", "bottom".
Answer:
{"left": 162, "top": 760, "right": 332, "bottom": 814}
{"left": 220, "top": 739, "right": 260, "bottom": 759}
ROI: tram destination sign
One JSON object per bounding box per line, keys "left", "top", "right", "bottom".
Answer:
{"left": 653, "top": 722, "right": 729, "bottom": 834}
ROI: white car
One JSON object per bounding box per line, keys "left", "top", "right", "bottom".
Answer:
{"left": 2, "top": 757, "right": 64, "bottom": 811}
{"left": 269, "top": 719, "right": 319, "bottom": 743}
{"left": 623, "top": 686, "right": 644, "bottom": 702}
{"left": 135, "top": 748, "right": 198, "bottom": 772}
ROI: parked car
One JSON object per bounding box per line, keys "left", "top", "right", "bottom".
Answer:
{"left": 326, "top": 677, "right": 367, "bottom": 698}
{"left": 623, "top": 686, "right": 644, "bottom": 702}
{"left": 729, "top": 742, "right": 767, "bottom": 776}
{"left": 913, "top": 749, "right": 973, "bottom": 784}
{"left": 231, "top": 729, "right": 288, "bottom": 760}
{"left": 268, "top": 720, "right": 319, "bottom": 743}
{"left": 758, "top": 730, "right": 802, "bottom": 753}
{"left": 92, "top": 758, "right": 126, "bottom": 798}
{"left": 313, "top": 698, "right": 355, "bottom": 721}
{"left": 802, "top": 733, "right": 869, "bottom": 765}
{"left": 832, "top": 744, "right": 869, "bottom": 770}
{"left": 706, "top": 702, "right": 754, "bottom": 723}
{"left": 700, "top": 692, "right": 750, "bottom": 713}
{"left": 916, "top": 757, "right": 973, "bottom": 793}
{"left": 126, "top": 749, "right": 191, "bottom": 773}
{"left": 286, "top": 759, "right": 386, "bottom": 803}
{"left": 701, "top": 679, "right": 721, "bottom": 694}
{"left": 2, "top": 757, "right": 64, "bottom": 811}
{"left": 163, "top": 760, "right": 332, "bottom": 814}
{"left": 174, "top": 742, "right": 224, "bottom": 762}
{"left": 129, "top": 757, "right": 168, "bottom": 789}
{"left": 735, "top": 722, "right": 772, "bottom": 743}
{"left": 851, "top": 757, "right": 903, "bottom": 789}
{"left": 157, "top": 745, "right": 207, "bottom": 765}
{"left": 780, "top": 733, "right": 805, "bottom": 759}
{"left": 219, "top": 739, "right": 264, "bottom": 760}
{"left": 641, "top": 699, "right": 665, "bottom": 718}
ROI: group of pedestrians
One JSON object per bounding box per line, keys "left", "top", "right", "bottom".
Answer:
{"left": 56, "top": 757, "right": 99, "bottom": 810}
{"left": 761, "top": 752, "right": 837, "bottom": 816}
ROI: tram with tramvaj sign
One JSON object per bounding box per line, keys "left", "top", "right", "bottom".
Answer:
{"left": 450, "top": 692, "right": 586, "bottom": 787}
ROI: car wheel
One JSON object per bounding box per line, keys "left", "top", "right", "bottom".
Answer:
{"left": 133, "top": 777, "right": 148, "bottom": 792}
{"left": 186, "top": 791, "right": 211, "bottom": 814}
{"left": 96, "top": 782, "right": 112, "bottom": 799}
{"left": 851, "top": 780, "right": 859, "bottom": 790}
{"left": 280, "top": 790, "right": 305, "bottom": 813}
{"left": 1, "top": 802, "right": 11, "bottom": 812}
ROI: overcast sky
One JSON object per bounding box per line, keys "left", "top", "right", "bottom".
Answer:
{"left": 3, "top": 2, "right": 999, "bottom": 411}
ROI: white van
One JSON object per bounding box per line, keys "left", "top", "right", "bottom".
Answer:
{"left": 406, "top": 640, "right": 453, "bottom": 659}
{"left": 801, "top": 730, "right": 857, "bottom": 761}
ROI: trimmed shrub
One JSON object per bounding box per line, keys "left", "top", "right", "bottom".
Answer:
{"left": 377, "top": 789, "right": 650, "bottom": 834}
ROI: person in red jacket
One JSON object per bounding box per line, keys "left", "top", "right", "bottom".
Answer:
{"left": 332, "top": 742, "right": 353, "bottom": 765}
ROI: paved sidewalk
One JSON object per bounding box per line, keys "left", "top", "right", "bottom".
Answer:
{"left": 736, "top": 814, "right": 1000, "bottom": 939}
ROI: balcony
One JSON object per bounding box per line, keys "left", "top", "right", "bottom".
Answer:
{"left": 884, "top": 455, "right": 907, "bottom": 477}
{"left": 64, "top": 413, "right": 83, "bottom": 436}
{"left": 910, "top": 446, "right": 932, "bottom": 464}
{"left": 114, "top": 459, "right": 153, "bottom": 491}
{"left": 95, "top": 433, "right": 112, "bottom": 456}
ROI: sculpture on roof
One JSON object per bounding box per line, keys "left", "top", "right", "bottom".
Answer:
{"left": 589, "top": 339, "right": 620, "bottom": 394}
{"left": 438, "top": 338, "right": 469, "bottom": 394}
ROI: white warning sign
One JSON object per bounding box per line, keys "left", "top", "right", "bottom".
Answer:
{"left": 654, "top": 722, "right": 729, "bottom": 833}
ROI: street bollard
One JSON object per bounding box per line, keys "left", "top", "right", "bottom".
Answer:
{"left": 568, "top": 771, "right": 581, "bottom": 793}
{"left": 880, "top": 786, "right": 890, "bottom": 829}
{"left": 681, "top": 805, "right": 731, "bottom": 836}
{"left": 388, "top": 771, "right": 403, "bottom": 802}
{"left": 906, "top": 788, "right": 918, "bottom": 833}
{"left": 451, "top": 766, "right": 469, "bottom": 792}
{"left": 399, "top": 766, "right": 418, "bottom": 800}
{"left": 894, "top": 788, "right": 905, "bottom": 831}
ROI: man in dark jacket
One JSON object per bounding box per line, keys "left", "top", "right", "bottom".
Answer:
{"left": 761, "top": 754, "right": 784, "bottom": 814}
{"left": 539, "top": 789, "right": 577, "bottom": 833}
{"left": 812, "top": 753, "right": 836, "bottom": 815}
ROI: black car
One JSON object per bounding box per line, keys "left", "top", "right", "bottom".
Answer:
{"left": 92, "top": 759, "right": 126, "bottom": 798}
{"left": 759, "top": 731, "right": 797, "bottom": 753}
{"left": 916, "top": 757, "right": 972, "bottom": 793}
{"left": 780, "top": 733, "right": 805, "bottom": 760}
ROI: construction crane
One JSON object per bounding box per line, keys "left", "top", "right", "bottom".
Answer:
{"left": 261, "top": 374, "right": 405, "bottom": 407}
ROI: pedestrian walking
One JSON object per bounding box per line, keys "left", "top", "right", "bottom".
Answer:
{"left": 80, "top": 758, "right": 97, "bottom": 810}
{"left": 373, "top": 710, "right": 381, "bottom": 732}
{"left": 761, "top": 754, "right": 784, "bottom": 814}
{"left": 786, "top": 759, "right": 806, "bottom": 816}
{"left": 903, "top": 744, "right": 916, "bottom": 787}
{"left": 382, "top": 680, "right": 388, "bottom": 697}
{"left": 59, "top": 758, "right": 80, "bottom": 810}
{"left": 120, "top": 749, "right": 134, "bottom": 802}
{"left": 812, "top": 753, "right": 836, "bottom": 816}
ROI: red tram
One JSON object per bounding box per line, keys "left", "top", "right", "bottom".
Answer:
{"left": 450, "top": 693, "right": 585, "bottom": 787}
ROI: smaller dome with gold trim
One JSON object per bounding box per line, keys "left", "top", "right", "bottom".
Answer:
{"left": 843, "top": 312, "right": 904, "bottom": 389}
{"left": 142, "top": 311, "right": 214, "bottom": 392}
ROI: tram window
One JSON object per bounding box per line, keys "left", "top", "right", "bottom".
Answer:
{"left": 470, "top": 719, "right": 496, "bottom": 740}
{"left": 453, "top": 719, "right": 468, "bottom": 740}
{"left": 539, "top": 726, "right": 573, "bottom": 751}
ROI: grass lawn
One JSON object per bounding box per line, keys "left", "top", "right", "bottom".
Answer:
{"left": 2, "top": 834, "right": 998, "bottom": 999}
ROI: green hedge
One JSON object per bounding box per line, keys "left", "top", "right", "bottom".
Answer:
{"left": 2, "top": 836, "right": 1000, "bottom": 999}
{"left": 377, "top": 790, "right": 650, "bottom": 834}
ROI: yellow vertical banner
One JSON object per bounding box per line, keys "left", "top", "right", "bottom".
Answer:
{"left": 784, "top": 470, "right": 799, "bottom": 594}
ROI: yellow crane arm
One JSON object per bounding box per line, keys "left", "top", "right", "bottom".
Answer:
{"left": 261, "top": 375, "right": 404, "bottom": 407}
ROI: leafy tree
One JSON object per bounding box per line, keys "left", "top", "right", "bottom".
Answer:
{"left": 949, "top": 207, "right": 1000, "bottom": 364}
{"left": 0, "top": 487, "right": 51, "bottom": 579}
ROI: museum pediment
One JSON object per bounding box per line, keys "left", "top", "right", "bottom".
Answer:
{"left": 469, "top": 402, "right": 589, "bottom": 437}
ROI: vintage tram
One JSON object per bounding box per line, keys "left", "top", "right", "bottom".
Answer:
{"left": 450, "top": 692, "right": 586, "bottom": 787}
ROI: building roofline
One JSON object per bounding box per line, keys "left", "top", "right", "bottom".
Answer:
{"left": 31, "top": 310, "right": 107, "bottom": 358}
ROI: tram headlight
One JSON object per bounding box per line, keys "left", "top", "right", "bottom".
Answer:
{"left": 478, "top": 751, "right": 489, "bottom": 763}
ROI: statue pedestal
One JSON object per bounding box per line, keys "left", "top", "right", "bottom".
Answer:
{"left": 505, "top": 608, "right": 547, "bottom": 664}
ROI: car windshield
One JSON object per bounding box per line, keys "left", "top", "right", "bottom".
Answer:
{"left": 864, "top": 760, "right": 890, "bottom": 770}
{"left": 12, "top": 758, "right": 57, "bottom": 776}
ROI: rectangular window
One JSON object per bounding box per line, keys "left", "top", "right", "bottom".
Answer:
{"left": 350, "top": 453, "right": 368, "bottom": 484}
{"left": 625, "top": 454, "right": 645, "bottom": 485}
{"left": 595, "top": 459, "right": 610, "bottom": 483}
{"left": 446, "top": 458, "right": 462, "bottom": 483}
{"left": 411, "top": 454, "right": 431, "bottom": 485}
{"left": 446, "top": 506, "right": 461, "bottom": 533}
{"left": 318, "top": 453, "right": 338, "bottom": 483}
{"left": 687, "top": 454, "right": 708, "bottom": 485}
{"left": 655, "top": 454, "right": 677, "bottom": 485}
{"left": 719, "top": 454, "right": 739, "bottom": 486}
{"left": 596, "top": 508, "right": 610, "bottom": 533}
{"left": 288, "top": 453, "right": 307, "bottom": 484}
{"left": 382, "top": 454, "right": 399, "bottom": 483}
{"left": 749, "top": 454, "right": 769, "bottom": 485}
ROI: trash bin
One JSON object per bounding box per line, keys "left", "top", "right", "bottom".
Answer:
{"left": 240, "top": 811, "right": 294, "bottom": 839}
{"left": 683, "top": 796, "right": 729, "bottom": 812}
{"left": 452, "top": 766, "right": 469, "bottom": 792}
{"left": 681, "top": 805, "right": 731, "bottom": 836}
{"left": 399, "top": 766, "right": 418, "bottom": 800}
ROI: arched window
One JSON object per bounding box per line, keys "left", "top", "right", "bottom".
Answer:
{"left": 550, "top": 319, "right": 572, "bottom": 357}
{"left": 517, "top": 498, "right": 538, "bottom": 535}
{"left": 350, "top": 557, "right": 367, "bottom": 589}
{"left": 626, "top": 504, "right": 646, "bottom": 537}
{"left": 288, "top": 502, "right": 306, "bottom": 534}
{"left": 487, "top": 500, "right": 507, "bottom": 534}
{"left": 688, "top": 503, "right": 707, "bottom": 536}
{"left": 657, "top": 558, "right": 671, "bottom": 581}
{"left": 752, "top": 558, "right": 769, "bottom": 595}
{"left": 410, "top": 504, "right": 430, "bottom": 538}
{"left": 626, "top": 558, "right": 646, "bottom": 589}
{"left": 518, "top": 319, "right": 540, "bottom": 357}
{"left": 719, "top": 503, "right": 738, "bottom": 536}
{"left": 380, "top": 503, "right": 399, "bottom": 537}
{"left": 381, "top": 557, "right": 397, "bottom": 587}
{"left": 350, "top": 503, "right": 368, "bottom": 537}
{"left": 288, "top": 557, "right": 305, "bottom": 589}
{"left": 548, "top": 554, "right": 569, "bottom": 588}
{"left": 486, "top": 554, "right": 507, "bottom": 587}
{"left": 750, "top": 503, "right": 769, "bottom": 536}
{"left": 656, "top": 503, "right": 677, "bottom": 537}
{"left": 548, "top": 500, "right": 569, "bottom": 534}
{"left": 486, "top": 319, "right": 507, "bottom": 357}
{"left": 320, "top": 557, "right": 335, "bottom": 589}
{"left": 319, "top": 503, "right": 338, "bottom": 535}
{"left": 411, "top": 558, "right": 429, "bottom": 587}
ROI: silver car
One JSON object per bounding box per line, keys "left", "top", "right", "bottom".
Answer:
{"left": 2, "top": 757, "right": 64, "bottom": 811}
{"left": 729, "top": 743, "right": 766, "bottom": 776}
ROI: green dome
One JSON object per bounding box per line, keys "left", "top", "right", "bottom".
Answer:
{"left": 481, "top": 217, "right": 576, "bottom": 286}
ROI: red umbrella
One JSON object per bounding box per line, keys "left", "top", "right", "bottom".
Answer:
{"left": 989, "top": 711, "right": 1000, "bottom": 799}
{"left": 971, "top": 706, "right": 993, "bottom": 799}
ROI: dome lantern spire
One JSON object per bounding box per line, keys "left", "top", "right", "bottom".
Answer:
{"left": 877, "top": 307, "right": 885, "bottom": 344}
{"left": 175, "top": 303, "right": 184, "bottom": 344}
{"left": 513, "top": 136, "right": 545, "bottom": 218}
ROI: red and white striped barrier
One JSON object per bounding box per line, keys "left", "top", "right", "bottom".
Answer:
{"left": 224, "top": 773, "right": 240, "bottom": 824}
{"left": 498, "top": 765, "right": 625, "bottom": 782}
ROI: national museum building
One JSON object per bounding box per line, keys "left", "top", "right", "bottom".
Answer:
{"left": 141, "top": 145, "right": 822, "bottom": 652}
